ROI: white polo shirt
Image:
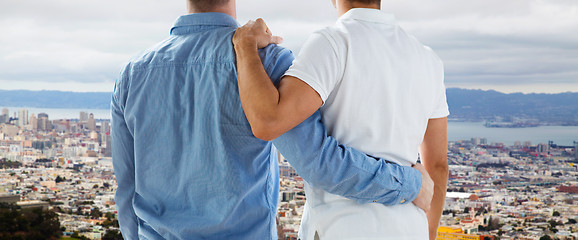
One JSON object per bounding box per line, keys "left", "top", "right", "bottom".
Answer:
{"left": 284, "top": 8, "right": 449, "bottom": 240}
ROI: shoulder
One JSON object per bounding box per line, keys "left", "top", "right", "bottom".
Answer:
{"left": 312, "top": 26, "right": 346, "bottom": 50}
{"left": 258, "top": 44, "right": 295, "bottom": 83}
{"left": 421, "top": 43, "right": 443, "bottom": 65}
{"left": 404, "top": 32, "right": 442, "bottom": 61}
{"left": 114, "top": 38, "right": 169, "bottom": 102}
{"left": 259, "top": 44, "right": 294, "bottom": 68}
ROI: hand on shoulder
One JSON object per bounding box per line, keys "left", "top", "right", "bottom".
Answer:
{"left": 233, "top": 18, "right": 283, "bottom": 50}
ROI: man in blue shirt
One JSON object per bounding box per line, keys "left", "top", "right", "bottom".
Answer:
{"left": 111, "top": 0, "right": 433, "bottom": 239}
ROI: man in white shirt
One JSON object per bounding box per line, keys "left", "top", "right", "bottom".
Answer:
{"left": 233, "top": 0, "right": 449, "bottom": 239}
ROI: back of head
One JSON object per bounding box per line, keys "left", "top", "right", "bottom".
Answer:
{"left": 350, "top": 0, "right": 381, "bottom": 5}
{"left": 188, "top": 0, "right": 231, "bottom": 12}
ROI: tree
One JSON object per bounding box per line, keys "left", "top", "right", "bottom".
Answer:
{"left": 0, "top": 203, "right": 62, "bottom": 239}
{"left": 552, "top": 211, "right": 560, "bottom": 217}
{"left": 105, "top": 212, "right": 114, "bottom": 221}
{"left": 90, "top": 207, "right": 102, "bottom": 219}
{"left": 27, "top": 208, "right": 61, "bottom": 238}
{"left": 489, "top": 217, "right": 501, "bottom": 230}
{"left": 102, "top": 230, "right": 123, "bottom": 240}
{"left": 539, "top": 235, "right": 552, "bottom": 240}
{"left": 0, "top": 159, "right": 22, "bottom": 169}
{"left": 477, "top": 207, "right": 487, "bottom": 216}
{"left": 71, "top": 231, "right": 90, "bottom": 240}
{"left": 55, "top": 175, "right": 64, "bottom": 183}
{"left": 549, "top": 219, "right": 560, "bottom": 228}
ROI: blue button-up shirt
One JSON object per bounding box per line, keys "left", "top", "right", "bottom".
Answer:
{"left": 112, "top": 12, "right": 421, "bottom": 240}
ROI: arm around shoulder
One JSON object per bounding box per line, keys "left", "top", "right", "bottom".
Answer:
{"left": 234, "top": 28, "right": 322, "bottom": 140}
{"left": 273, "top": 111, "right": 423, "bottom": 205}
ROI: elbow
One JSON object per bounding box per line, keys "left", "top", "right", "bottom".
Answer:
{"left": 433, "top": 161, "right": 449, "bottom": 178}
{"left": 432, "top": 158, "right": 449, "bottom": 172}
{"left": 252, "top": 127, "right": 277, "bottom": 141}
{"left": 250, "top": 118, "right": 283, "bottom": 141}
{"left": 425, "top": 156, "right": 449, "bottom": 174}
{"left": 438, "top": 163, "right": 449, "bottom": 174}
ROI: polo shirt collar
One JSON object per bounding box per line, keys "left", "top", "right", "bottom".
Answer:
{"left": 340, "top": 8, "right": 396, "bottom": 25}
{"left": 170, "top": 12, "right": 239, "bottom": 34}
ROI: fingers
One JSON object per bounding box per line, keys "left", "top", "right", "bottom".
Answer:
{"left": 234, "top": 18, "right": 283, "bottom": 48}
{"left": 411, "top": 163, "right": 434, "bottom": 213}
{"left": 256, "top": 18, "right": 281, "bottom": 44}
{"left": 256, "top": 18, "right": 267, "bottom": 30}
{"left": 270, "top": 35, "right": 284, "bottom": 45}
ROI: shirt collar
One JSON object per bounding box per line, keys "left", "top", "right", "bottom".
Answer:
{"left": 339, "top": 8, "right": 396, "bottom": 25}
{"left": 170, "top": 12, "right": 239, "bottom": 35}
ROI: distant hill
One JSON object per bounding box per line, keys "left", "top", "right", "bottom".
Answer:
{"left": 0, "top": 90, "right": 111, "bottom": 109}
{"left": 1, "top": 88, "right": 578, "bottom": 125}
{"left": 447, "top": 88, "right": 578, "bottom": 125}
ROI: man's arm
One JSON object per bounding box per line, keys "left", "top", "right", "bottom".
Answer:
{"left": 236, "top": 20, "right": 433, "bottom": 208}
{"left": 233, "top": 19, "right": 322, "bottom": 141}
{"left": 111, "top": 81, "right": 138, "bottom": 239}
{"left": 273, "top": 110, "right": 431, "bottom": 206}
{"left": 420, "top": 117, "right": 449, "bottom": 240}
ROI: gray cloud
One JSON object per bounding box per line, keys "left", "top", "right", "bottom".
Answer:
{"left": 0, "top": 0, "right": 577, "bottom": 93}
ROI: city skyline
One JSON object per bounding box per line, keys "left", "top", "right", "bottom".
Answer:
{"left": 0, "top": 0, "right": 577, "bottom": 93}
{"left": 1, "top": 112, "right": 577, "bottom": 239}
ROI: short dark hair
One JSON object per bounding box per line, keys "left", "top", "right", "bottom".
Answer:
{"left": 188, "top": 0, "right": 230, "bottom": 11}
{"left": 351, "top": 0, "right": 381, "bottom": 5}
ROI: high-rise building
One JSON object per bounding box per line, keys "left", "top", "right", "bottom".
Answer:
{"left": 79, "top": 111, "right": 88, "bottom": 122}
{"left": 17, "top": 109, "right": 29, "bottom": 127}
{"left": 87, "top": 113, "right": 96, "bottom": 131}
{"left": 537, "top": 143, "right": 549, "bottom": 153}
{"left": 480, "top": 138, "right": 487, "bottom": 145}
{"left": 470, "top": 137, "right": 487, "bottom": 146}
{"left": 104, "top": 135, "right": 112, "bottom": 157}
{"left": 101, "top": 121, "right": 110, "bottom": 134}
{"left": 29, "top": 114, "right": 38, "bottom": 131}
{"left": 37, "top": 113, "right": 51, "bottom": 131}
{"left": 0, "top": 108, "right": 8, "bottom": 124}
{"left": 574, "top": 141, "right": 578, "bottom": 159}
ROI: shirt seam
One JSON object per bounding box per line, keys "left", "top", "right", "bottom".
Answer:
{"left": 264, "top": 157, "right": 275, "bottom": 240}
{"left": 130, "top": 60, "right": 235, "bottom": 71}
{"left": 316, "top": 30, "right": 345, "bottom": 82}
{"left": 284, "top": 70, "right": 329, "bottom": 102}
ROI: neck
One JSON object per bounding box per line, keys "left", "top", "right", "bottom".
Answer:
{"left": 187, "top": 0, "right": 237, "bottom": 19}
{"left": 336, "top": 1, "right": 380, "bottom": 17}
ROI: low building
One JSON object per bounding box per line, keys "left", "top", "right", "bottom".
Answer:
{"left": 436, "top": 226, "right": 495, "bottom": 240}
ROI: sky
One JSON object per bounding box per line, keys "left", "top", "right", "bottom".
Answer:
{"left": 0, "top": 0, "right": 577, "bottom": 93}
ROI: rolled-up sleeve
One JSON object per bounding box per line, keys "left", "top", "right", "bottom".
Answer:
{"left": 273, "top": 111, "right": 422, "bottom": 205}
